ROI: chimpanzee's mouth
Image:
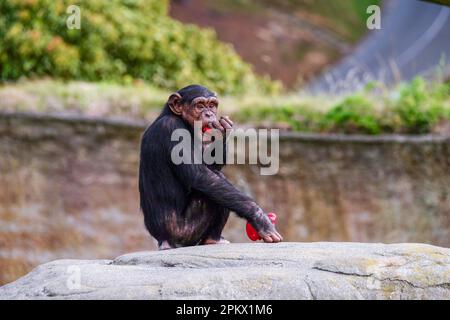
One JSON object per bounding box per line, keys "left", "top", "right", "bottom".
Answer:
{"left": 201, "top": 127, "right": 215, "bottom": 146}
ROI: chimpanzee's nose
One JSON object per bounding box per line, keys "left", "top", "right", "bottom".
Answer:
{"left": 204, "top": 110, "right": 215, "bottom": 120}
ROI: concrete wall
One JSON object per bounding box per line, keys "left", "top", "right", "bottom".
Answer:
{"left": 1, "top": 112, "right": 449, "bottom": 284}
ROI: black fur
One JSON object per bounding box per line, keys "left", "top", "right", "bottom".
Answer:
{"left": 139, "top": 85, "right": 273, "bottom": 247}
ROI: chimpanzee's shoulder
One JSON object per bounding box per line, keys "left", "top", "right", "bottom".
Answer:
{"left": 141, "top": 115, "right": 186, "bottom": 150}
{"left": 144, "top": 115, "right": 181, "bottom": 136}
{"left": 152, "top": 115, "right": 185, "bottom": 132}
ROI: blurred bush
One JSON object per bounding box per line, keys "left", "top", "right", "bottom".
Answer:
{"left": 392, "top": 77, "right": 449, "bottom": 133}
{"left": 234, "top": 77, "right": 450, "bottom": 134}
{"left": 0, "top": 0, "right": 280, "bottom": 95}
{"left": 322, "top": 95, "right": 381, "bottom": 134}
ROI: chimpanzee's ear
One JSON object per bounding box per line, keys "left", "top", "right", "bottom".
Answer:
{"left": 168, "top": 93, "right": 183, "bottom": 115}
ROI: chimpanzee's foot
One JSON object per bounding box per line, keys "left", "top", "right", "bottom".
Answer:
{"left": 158, "top": 240, "right": 174, "bottom": 250}
{"left": 201, "top": 237, "right": 230, "bottom": 245}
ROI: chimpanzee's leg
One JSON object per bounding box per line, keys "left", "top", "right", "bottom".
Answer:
{"left": 160, "top": 196, "right": 210, "bottom": 248}
{"left": 158, "top": 240, "right": 173, "bottom": 250}
{"left": 157, "top": 171, "right": 231, "bottom": 249}
{"left": 200, "top": 202, "right": 230, "bottom": 245}
{"left": 158, "top": 195, "right": 230, "bottom": 249}
{"left": 200, "top": 170, "right": 231, "bottom": 244}
{"left": 157, "top": 194, "right": 220, "bottom": 249}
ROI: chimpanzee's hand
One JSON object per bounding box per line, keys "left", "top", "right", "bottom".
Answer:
{"left": 250, "top": 212, "right": 283, "bottom": 243}
{"left": 219, "top": 116, "right": 233, "bottom": 131}
{"left": 209, "top": 116, "right": 233, "bottom": 140}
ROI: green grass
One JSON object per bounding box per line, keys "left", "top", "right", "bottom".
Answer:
{"left": 0, "top": 79, "right": 168, "bottom": 119}
{"left": 235, "top": 78, "right": 450, "bottom": 134}
{"left": 0, "top": 77, "right": 449, "bottom": 134}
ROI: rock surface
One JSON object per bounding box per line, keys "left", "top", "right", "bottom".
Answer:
{"left": 0, "top": 242, "right": 449, "bottom": 300}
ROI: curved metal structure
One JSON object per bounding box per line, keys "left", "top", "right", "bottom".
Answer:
{"left": 307, "top": 0, "right": 450, "bottom": 94}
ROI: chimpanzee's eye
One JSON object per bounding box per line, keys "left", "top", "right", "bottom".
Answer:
{"left": 196, "top": 104, "right": 205, "bottom": 111}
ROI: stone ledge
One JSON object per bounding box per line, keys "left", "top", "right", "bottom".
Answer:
{"left": 0, "top": 242, "right": 448, "bottom": 300}
{"left": 2, "top": 111, "right": 450, "bottom": 143}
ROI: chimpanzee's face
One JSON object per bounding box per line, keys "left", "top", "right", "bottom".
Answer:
{"left": 182, "top": 96, "right": 219, "bottom": 129}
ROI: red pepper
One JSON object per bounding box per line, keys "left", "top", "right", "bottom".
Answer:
{"left": 246, "top": 213, "right": 277, "bottom": 241}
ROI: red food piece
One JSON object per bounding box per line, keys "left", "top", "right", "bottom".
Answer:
{"left": 246, "top": 213, "right": 277, "bottom": 241}
{"left": 202, "top": 126, "right": 212, "bottom": 133}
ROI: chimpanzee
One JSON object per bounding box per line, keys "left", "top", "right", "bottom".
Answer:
{"left": 139, "top": 84, "right": 282, "bottom": 250}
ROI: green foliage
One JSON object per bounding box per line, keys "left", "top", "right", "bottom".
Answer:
{"left": 236, "top": 101, "right": 324, "bottom": 132}
{"left": 1, "top": 78, "right": 449, "bottom": 135}
{"left": 235, "top": 77, "right": 450, "bottom": 134}
{"left": 321, "top": 95, "right": 381, "bottom": 134}
{"left": 392, "top": 77, "right": 448, "bottom": 133}
{"left": 0, "top": 0, "right": 279, "bottom": 95}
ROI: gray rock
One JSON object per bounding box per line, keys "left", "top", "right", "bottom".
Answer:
{"left": 0, "top": 242, "right": 449, "bottom": 300}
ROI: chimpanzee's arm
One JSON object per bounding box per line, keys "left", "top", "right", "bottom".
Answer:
{"left": 171, "top": 160, "right": 279, "bottom": 238}
{"left": 163, "top": 116, "right": 280, "bottom": 240}
{"left": 205, "top": 140, "right": 227, "bottom": 171}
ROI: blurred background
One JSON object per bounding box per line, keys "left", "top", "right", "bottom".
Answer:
{"left": 0, "top": 0, "right": 449, "bottom": 285}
